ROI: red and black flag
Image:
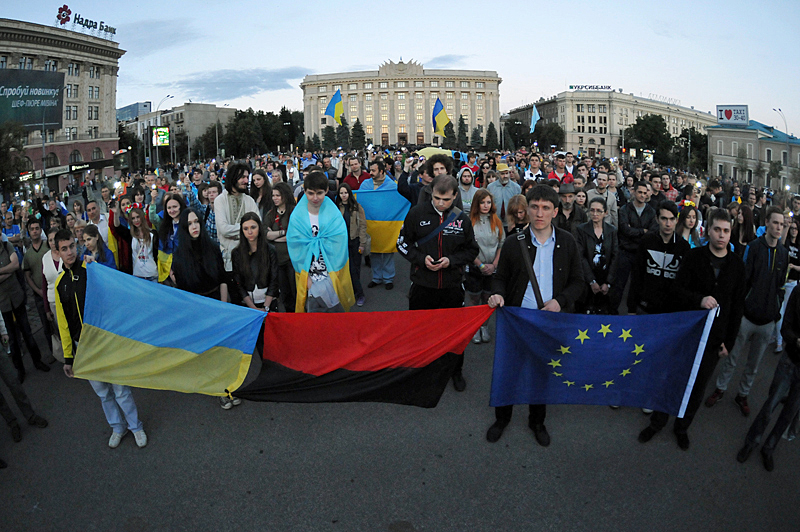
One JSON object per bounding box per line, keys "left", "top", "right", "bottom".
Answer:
{"left": 234, "top": 306, "right": 493, "bottom": 408}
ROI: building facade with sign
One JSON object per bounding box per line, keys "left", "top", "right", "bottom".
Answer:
{"left": 0, "top": 17, "right": 125, "bottom": 193}
{"left": 507, "top": 90, "right": 718, "bottom": 159}
{"left": 301, "top": 60, "right": 501, "bottom": 146}
{"left": 707, "top": 119, "right": 800, "bottom": 190}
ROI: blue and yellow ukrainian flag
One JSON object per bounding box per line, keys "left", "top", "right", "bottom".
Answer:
{"left": 287, "top": 195, "right": 355, "bottom": 312}
{"left": 354, "top": 188, "right": 411, "bottom": 253}
{"left": 432, "top": 98, "right": 449, "bottom": 137}
{"left": 73, "top": 263, "right": 265, "bottom": 397}
{"left": 325, "top": 89, "right": 344, "bottom": 126}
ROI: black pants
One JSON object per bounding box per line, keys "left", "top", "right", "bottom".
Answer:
{"left": 609, "top": 250, "right": 635, "bottom": 314}
{"left": 34, "top": 295, "right": 52, "bottom": 343}
{"left": 2, "top": 301, "right": 44, "bottom": 371}
{"left": 348, "top": 238, "right": 364, "bottom": 299}
{"left": 409, "top": 284, "right": 465, "bottom": 374}
{"left": 650, "top": 343, "right": 721, "bottom": 434}
{"left": 495, "top": 404, "right": 546, "bottom": 425}
{"left": 277, "top": 262, "right": 297, "bottom": 313}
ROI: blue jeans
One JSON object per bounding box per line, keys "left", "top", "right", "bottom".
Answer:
{"left": 370, "top": 252, "right": 395, "bottom": 284}
{"left": 89, "top": 380, "right": 143, "bottom": 433}
{"left": 745, "top": 354, "right": 800, "bottom": 453}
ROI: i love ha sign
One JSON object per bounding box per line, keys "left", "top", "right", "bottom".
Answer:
{"left": 716, "top": 105, "right": 749, "bottom": 126}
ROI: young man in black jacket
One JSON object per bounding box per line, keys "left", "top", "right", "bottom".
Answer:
{"left": 706, "top": 206, "right": 789, "bottom": 416}
{"left": 611, "top": 181, "right": 658, "bottom": 314}
{"left": 485, "top": 185, "right": 584, "bottom": 447}
{"left": 397, "top": 174, "right": 478, "bottom": 391}
{"left": 638, "top": 208, "right": 746, "bottom": 449}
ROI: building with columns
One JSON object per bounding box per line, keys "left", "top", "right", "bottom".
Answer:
{"left": 301, "top": 60, "right": 501, "bottom": 147}
{"left": 1, "top": 17, "right": 125, "bottom": 193}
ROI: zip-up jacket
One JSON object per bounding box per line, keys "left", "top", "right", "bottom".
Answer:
{"left": 618, "top": 202, "right": 658, "bottom": 253}
{"left": 742, "top": 236, "right": 789, "bottom": 325}
{"left": 54, "top": 261, "right": 87, "bottom": 362}
{"left": 628, "top": 232, "right": 690, "bottom": 314}
{"left": 397, "top": 200, "right": 478, "bottom": 289}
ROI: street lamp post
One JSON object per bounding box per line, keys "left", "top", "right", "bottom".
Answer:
{"left": 216, "top": 104, "right": 230, "bottom": 159}
{"left": 774, "top": 108, "right": 791, "bottom": 190}
{"left": 154, "top": 94, "right": 173, "bottom": 171}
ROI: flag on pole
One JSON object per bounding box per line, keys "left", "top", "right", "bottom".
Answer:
{"left": 324, "top": 89, "right": 344, "bottom": 126}
{"left": 432, "top": 98, "right": 450, "bottom": 137}
{"left": 491, "top": 308, "right": 716, "bottom": 416}
{"left": 530, "top": 105, "right": 540, "bottom": 134}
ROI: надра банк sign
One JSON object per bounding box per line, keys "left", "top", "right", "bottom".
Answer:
{"left": 0, "top": 70, "right": 65, "bottom": 130}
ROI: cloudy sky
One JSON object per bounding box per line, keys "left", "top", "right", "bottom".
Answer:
{"left": 8, "top": 0, "right": 800, "bottom": 134}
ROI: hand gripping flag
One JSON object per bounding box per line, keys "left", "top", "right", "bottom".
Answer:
{"left": 73, "top": 263, "right": 265, "bottom": 397}
{"left": 353, "top": 188, "right": 411, "bottom": 253}
{"left": 287, "top": 195, "right": 355, "bottom": 312}
{"left": 324, "top": 89, "right": 344, "bottom": 126}
{"left": 432, "top": 98, "right": 449, "bottom": 137}
{"left": 491, "top": 308, "right": 715, "bottom": 416}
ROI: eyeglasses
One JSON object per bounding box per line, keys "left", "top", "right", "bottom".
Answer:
{"left": 482, "top": 166, "right": 490, "bottom": 169}
{"left": 589, "top": 209, "right": 605, "bottom": 214}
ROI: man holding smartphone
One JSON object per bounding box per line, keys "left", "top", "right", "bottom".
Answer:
{"left": 397, "top": 175, "right": 479, "bottom": 391}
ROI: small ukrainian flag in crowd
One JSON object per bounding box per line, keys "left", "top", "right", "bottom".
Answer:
{"left": 432, "top": 98, "right": 449, "bottom": 137}
{"left": 325, "top": 89, "right": 344, "bottom": 125}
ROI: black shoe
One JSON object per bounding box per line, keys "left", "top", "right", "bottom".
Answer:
{"left": 486, "top": 420, "right": 508, "bottom": 443}
{"left": 28, "top": 415, "right": 48, "bottom": 428}
{"left": 530, "top": 422, "right": 550, "bottom": 447}
{"left": 10, "top": 422, "right": 21, "bottom": 443}
{"left": 675, "top": 432, "right": 690, "bottom": 451}
{"left": 760, "top": 448, "right": 774, "bottom": 472}
{"left": 33, "top": 360, "right": 51, "bottom": 372}
{"left": 385, "top": 282, "right": 394, "bottom": 290}
{"left": 452, "top": 372, "right": 466, "bottom": 392}
{"left": 638, "top": 426, "right": 659, "bottom": 443}
{"left": 0, "top": 458, "right": 6, "bottom": 469}
{"left": 367, "top": 281, "right": 380, "bottom": 288}
{"left": 737, "top": 443, "right": 755, "bottom": 463}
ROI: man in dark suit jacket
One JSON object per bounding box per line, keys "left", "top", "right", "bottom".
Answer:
{"left": 486, "top": 185, "right": 585, "bottom": 447}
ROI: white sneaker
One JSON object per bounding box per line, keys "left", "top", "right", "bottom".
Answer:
{"left": 480, "top": 325, "right": 490, "bottom": 343}
{"left": 642, "top": 408, "right": 653, "bottom": 414}
{"left": 472, "top": 331, "right": 482, "bottom": 344}
{"left": 230, "top": 396, "right": 242, "bottom": 406}
{"left": 219, "top": 397, "right": 233, "bottom": 410}
{"left": 108, "top": 430, "right": 128, "bottom": 448}
{"left": 133, "top": 430, "right": 147, "bottom": 448}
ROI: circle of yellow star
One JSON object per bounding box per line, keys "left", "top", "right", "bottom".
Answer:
{"left": 558, "top": 345, "right": 571, "bottom": 355}
{"left": 619, "top": 329, "right": 632, "bottom": 342}
{"left": 603, "top": 380, "right": 615, "bottom": 388}
{"left": 620, "top": 368, "right": 632, "bottom": 377}
{"left": 547, "top": 359, "right": 562, "bottom": 368}
{"left": 598, "top": 324, "right": 612, "bottom": 337}
{"left": 583, "top": 384, "right": 594, "bottom": 391}
{"left": 552, "top": 371, "right": 563, "bottom": 377}
{"left": 563, "top": 380, "right": 575, "bottom": 387}
{"left": 633, "top": 359, "right": 643, "bottom": 365}
{"left": 632, "top": 344, "right": 645, "bottom": 356}
{"left": 575, "top": 329, "right": 590, "bottom": 344}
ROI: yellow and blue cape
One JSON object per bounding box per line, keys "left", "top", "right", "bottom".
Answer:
{"left": 287, "top": 195, "right": 355, "bottom": 313}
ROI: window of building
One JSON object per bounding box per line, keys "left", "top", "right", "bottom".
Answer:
{"left": 381, "top": 114, "right": 388, "bottom": 121}
{"left": 446, "top": 92, "right": 454, "bottom": 100}
{"left": 476, "top": 93, "right": 483, "bottom": 100}
{"left": 91, "top": 126, "right": 98, "bottom": 138}
{"left": 782, "top": 151, "right": 789, "bottom": 165}
{"left": 599, "top": 105, "right": 607, "bottom": 113}
{"left": 366, "top": 125, "right": 374, "bottom": 134}
{"left": 600, "top": 138, "right": 606, "bottom": 145}
{"left": 579, "top": 136, "right": 584, "bottom": 144}
{"left": 398, "top": 103, "right": 406, "bottom": 110}
{"left": 477, "top": 115, "right": 483, "bottom": 122}
{"left": 381, "top": 125, "right": 388, "bottom": 134}
{"left": 379, "top": 82, "right": 388, "bottom": 88}
{"left": 318, "top": 86, "right": 326, "bottom": 93}
{"left": 365, "top": 93, "right": 372, "bottom": 101}
{"left": 587, "top": 104, "right": 595, "bottom": 113}
{"left": 415, "top": 92, "right": 423, "bottom": 99}
{"left": 577, "top": 116, "right": 585, "bottom": 123}
{"left": 576, "top": 104, "right": 584, "bottom": 113}
{"left": 68, "top": 62, "right": 79, "bottom": 76}
{"left": 365, "top": 103, "right": 373, "bottom": 112}
{"left": 415, "top": 81, "right": 423, "bottom": 87}
{"left": 399, "top": 113, "right": 406, "bottom": 121}
{"left": 0, "top": 56, "right": 6, "bottom": 69}
{"left": 476, "top": 82, "right": 484, "bottom": 88}
{"left": 396, "top": 81, "right": 407, "bottom": 88}
{"left": 446, "top": 103, "right": 454, "bottom": 112}
{"left": 350, "top": 105, "right": 357, "bottom": 113}
{"left": 44, "top": 59, "right": 58, "bottom": 71}
{"left": 92, "top": 148, "right": 104, "bottom": 160}
{"left": 365, "top": 114, "right": 373, "bottom": 122}
{"left": 459, "top": 92, "right": 468, "bottom": 100}
{"left": 430, "top": 81, "right": 439, "bottom": 88}
{"left": 351, "top": 116, "right": 357, "bottom": 124}
{"left": 459, "top": 81, "right": 469, "bottom": 88}
{"left": 732, "top": 141, "right": 738, "bottom": 157}
{"left": 348, "top": 83, "right": 357, "bottom": 90}
{"left": 46, "top": 153, "right": 59, "bottom": 166}
{"left": 415, "top": 102, "right": 423, "bottom": 110}
{"left": 380, "top": 93, "right": 388, "bottom": 100}
{"left": 461, "top": 103, "right": 468, "bottom": 111}
{"left": 717, "top": 140, "right": 724, "bottom": 155}
{"left": 333, "top": 84, "right": 341, "bottom": 91}
{"left": 349, "top": 94, "right": 357, "bottom": 102}
{"left": 445, "top": 81, "right": 454, "bottom": 87}
{"left": 380, "top": 102, "right": 388, "bottom": 111}
{"left": 589, "top": 116, "right": 596, "bottom": 123}
{"left": 766, "top": 148, "right": 772, "bottom": 162}
{"left": 431, "top": 92, "right": 439, "bottom": 100}
{"left": 319, "top": 96, "right": 327, "bottom": 110}
{"left": 747, "top": 143, "right": 754, "bottom": 159}
{"left": 399, "top": 125, "right": 406, "bottom": 133}
{"left": 19, "top": 57, "right": 33, "bottom": 70}
{"left": 416, "top": 113, "right": 423, "bottom": 121}
{"left": 46, "top": 130, "right": 54, "bottom": 142}
{"left": 397, "top": 93, "right": 406, "bottom": 100}
{"left": 69, "top": 150, "right": 83, "bottom": 163}
{"left": 90, "top": 65, "right": 102, "bottom": 78}
{"left": 364, "top": 82, "right": 372, "bottom": 89}
{"left": 476, "top": 103, "right": 483, "bottom": 111}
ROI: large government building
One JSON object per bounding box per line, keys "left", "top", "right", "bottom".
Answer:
{"left": 507, "top": 90, "right": 718, "bottom": 159}
{"left": 1, "top": 17, "right": 125, "bottom": 194}
{"left": 301, "top": 60, "right": 501, "bottom": 147}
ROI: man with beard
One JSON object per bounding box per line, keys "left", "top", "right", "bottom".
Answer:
{"left": 488, "top": 163, "right": 522, "bottom": 229}
{"left": 554, "top": 182, "right": 587, "bottom": 234}
{"left": 215, "top": 162, "right": 259, "bottom": 273}
{"left": 458, "top": 167, "right": 478, "bottom": 212}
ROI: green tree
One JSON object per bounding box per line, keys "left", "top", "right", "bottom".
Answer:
{"left": 0, "top": 121, "right": 26, "bottom": 196}
{"left": 485, "top": 122, "right": 499, "bottom": 151}
{"left": 322, "top": 126, "right": 337, "bottom": 151}
{"left": 278, "top": 107, "right": 296, "bottom": 151}
{"left": 118, "top": 125, "right": 142, "bottom": 171}
{"left": 469, "top": 127, "right": 483, "bottom": 148}
{"left": 532, "top": 122, "right": 565, "bottom": 152}
{"left": 311, "top": 133, "right": 321, "bottom": 151}
{"left": 503, "top": 126, "right": 516, "bottom": 151}
{"left": 767, "top": 160, "right": 783, "bottom": 188}
{"left": 336, "top": 117, "right": 350, "bottom": 150}
{"left": 350, "top": 118, "right": 366, "bottom": 151}
{"left": 735, "top": 147, "right": 748, "bottom": 180}
{"left": 456, "top": 115, "right": 469, "bottom": 151}
{"left": 441, "top": 122, "right": 456, "bottom": 149}
{"left": 173, "top": 131, "right": 189, "bottom": 165}
{"left": 505, "top": 120, "right": 527, "bottom": 151}
{"left": 753, "top": 159, "right": 766, "bottom": 187}
{"left": 623, "top": 114, "right": 674, "bottom": 166}
{"left": 305, "top": 136, "right": 314, "bottom": 151}
{"left": 222, "top": 109, "right": 266, "bottom": 158}
{"left": 194, "top": 121, "right": 223, "bottom": 160}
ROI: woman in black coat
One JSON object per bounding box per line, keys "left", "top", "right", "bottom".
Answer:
{"left": 575, "top": 196, "right": 618, "bottom": 314}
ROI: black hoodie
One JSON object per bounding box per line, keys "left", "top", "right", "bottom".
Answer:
{"left": 628, "top": 231, "right": 690, "bottom": 314}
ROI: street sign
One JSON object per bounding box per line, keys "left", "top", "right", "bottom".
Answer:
{"left": 716, "top": 105, "right": 749, "bottom": 126}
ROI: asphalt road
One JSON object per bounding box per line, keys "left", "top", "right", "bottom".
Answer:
{"left": 0, "top": 256, "right": 797, "bottom": 532}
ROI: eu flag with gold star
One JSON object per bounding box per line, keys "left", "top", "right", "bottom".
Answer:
{"left": 490, "top": 308, "right": 716, "bottom": 416}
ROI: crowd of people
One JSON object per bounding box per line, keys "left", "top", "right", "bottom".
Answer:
{"left": 0, "top": 146, "right": 797, "bottom": 474}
